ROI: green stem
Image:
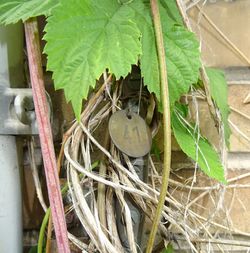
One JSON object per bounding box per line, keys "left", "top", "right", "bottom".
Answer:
{"left": 38, "top": 208, "right": 51, "bottom": 253}
{"left": 146, "top": 1, "right": 171, "bottom": 252}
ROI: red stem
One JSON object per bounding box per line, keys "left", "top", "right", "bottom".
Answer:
{"left": 24, "top": 18, "right": 70, "bottom": 253}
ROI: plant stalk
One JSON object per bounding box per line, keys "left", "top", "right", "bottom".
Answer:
{"left": 38, "top": 209, "right": 51, "bottom": 253}
{"left": 146, "top": 1, "right": 171, "bottom": 252}
{"left": 24, "top": 18, "right": 70, "bottom": 253}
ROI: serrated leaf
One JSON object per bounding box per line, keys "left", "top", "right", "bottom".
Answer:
{"left": 130, "top": 1, "right": 200, "bottom": 107}
{"left": 44, "top": 0, "right": 141, "bottom": 118}
{"left": 165, "top": 26, "right": 201, "bottom": 106}
{"left": 160, "top": 0, "right": 183, "bottom": 25}
{"left": 172, "top": 110, "right": 226, "bottom": 183}
{"left": 0, "top": 0, "right": 59, "bottom": 24}
{"left": 130, "top": 1, "right": 160, "bottom": 97}
{"left": 206, "top": 67, "right": 231, "bottom": 148}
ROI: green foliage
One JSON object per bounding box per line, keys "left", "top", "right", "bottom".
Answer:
{"left": 160, "top": 0, "right": 183, "bottom": 25}
{"left": 206, "top": 67, "right": 231, "bottom": 147}
{"left": 28, "top": 246, "right": 38, "bottom": 253}
{"left": 0, "top": 0, "right": 58, "bottom": 24}
{"left": 162, "top": 243, "right": 174, "bottom": 253}
{"left": 0, "top": 0, "right": 200, "bottom": 118}
{"left": 151, "top": 140, "right": 161, "bottom": 160}
{"left": 164, "top": 26, "right": 201, "bottom": 106}
{"left": 172, "top": 109, "right": 226, "bottom": 183}
{"left": 130, "top": 1, "right": 201, "bottom": 106}
{"left": 0, "top": 0, "right": 229, "bottom": 184}
{"left": 44, "top": 0, "right": 200, "bottom": 117}
{"left": 44, "top": 0, "right": 141, "bottom": 118}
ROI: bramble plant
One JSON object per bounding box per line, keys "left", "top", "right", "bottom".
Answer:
{"left": 0, "top": 0, "right": 231, "bottom": 252}
{"left": 0, "top": 0, "right": 229, "bottom": 182}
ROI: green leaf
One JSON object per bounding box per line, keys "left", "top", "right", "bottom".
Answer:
{"left": 0, "top": 0, "right": 59, "bottom": 25}
{"left": 44, "top": 0, "right": 141, "bottom": 118}
{"left": 206, "top": 67, "right": 231, "bottom": 148}
{"left": 172, "top": 110, "right": 226, "bottom": 183}
{"left": 164, "top": 26, "right": 201, "bottom": 106}
{"left": 160, "top": 0, "right": 183, "bottom": 25}
{"left": 130, "top": 1, "right": 160, "bottom": 98}
{"left": 130, "top": 1, "right": 200, "bottom": 107}
{"left": 175, "top": 103, "right": 188, "bottom": 118}
{"left": 162, "top": 243, "right": 174, "bottom": 253}
{"left": 151, "top": 140, "right": 161, "bottom": 160}
{"left": 28, "top": 246, "right": 38, "bottom": 253}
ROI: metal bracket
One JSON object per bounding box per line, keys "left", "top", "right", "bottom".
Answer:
{"left": 0, "top": 87, "right": 39, "bottom": 135}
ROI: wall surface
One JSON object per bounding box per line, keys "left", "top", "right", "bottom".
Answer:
{"left": 189, "top": 0, "right": 250, "bottom": 67}
{"left": 169, "top": 1, "right": 250, "bottom": 251}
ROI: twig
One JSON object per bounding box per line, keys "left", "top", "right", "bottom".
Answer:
{"left": 228, "top": 172, "right": 250, "bottom": 183}
{"left": 97, "top": 74, "right": 111, "bottom": 236}
{"left": 227, "top": 80, "right": 250, "bottom": 85}
{"left": 28, "top": 138, "right": 48, "bottom": 212}
{"left": 68, "top": 233, "right": 88, "bottom": 251}
{"left": 69, "top": 130, "right": 117, "bottom": 253}
{"left": 24, "top": 18, "right": 70, "bottom": 253}
{"left": 230, "top": 106, "right": 250, "bottom": 122}
{"left": 146, "top": 1, "right": 172, "bottom": 252}
{"left": 177, "top": 236, "right": 250, "bottom": 248}
{"left": 229, "top": 120, "right": 250, "bottom": 144}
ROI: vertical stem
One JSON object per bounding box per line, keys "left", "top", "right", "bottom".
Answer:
{"left": 38, "top": 208, "right": 51, "bottom": 253}
{"left": 24, "top": 18, "right": 70, "bottom": 253}
{"left": 146, "top": 1, "right": 171, "bottom": 252}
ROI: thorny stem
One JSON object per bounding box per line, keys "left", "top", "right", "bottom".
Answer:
{"left": 24, "top": 18, "right": 70, "bottom": 253}
{"left": 146, "top": 1, "right": 171, "bottom": 252}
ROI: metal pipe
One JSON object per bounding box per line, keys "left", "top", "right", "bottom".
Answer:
{"left": 0, "top": 23, "right": 24, "bottom": 253}
{"left": 0, "top": 136, "right": 22, "bottom": 253}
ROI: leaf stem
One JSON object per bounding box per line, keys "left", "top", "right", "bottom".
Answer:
{"left": 146, "top": 1, "right": 171, "bottom": 252}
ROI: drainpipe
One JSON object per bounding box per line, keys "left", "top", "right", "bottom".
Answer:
{"left": 0, "top": 23, "right": 24, "bottom": 253}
